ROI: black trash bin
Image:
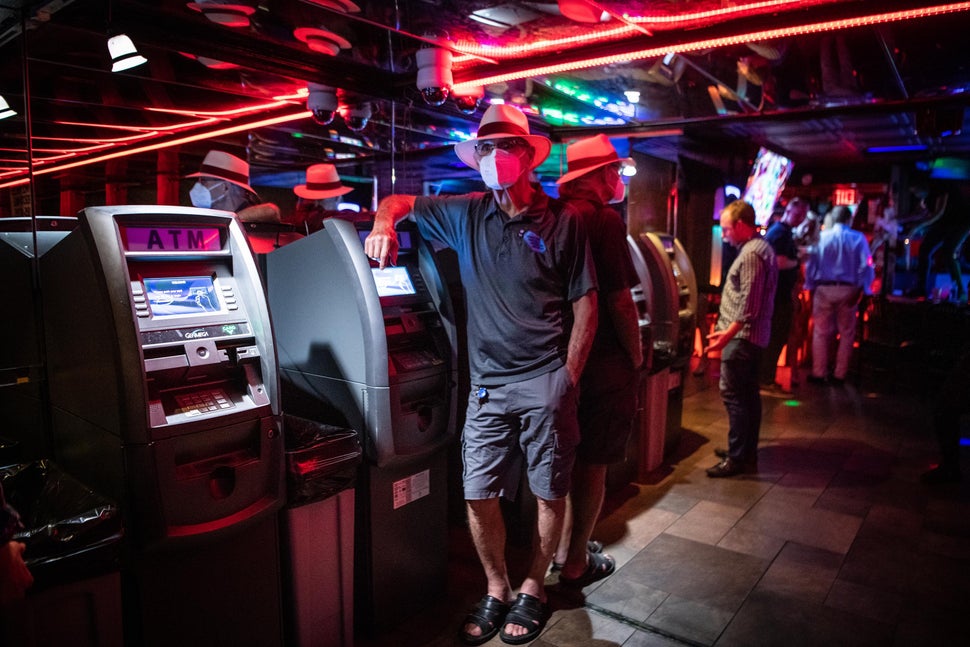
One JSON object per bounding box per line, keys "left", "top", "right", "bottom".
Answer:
{"left": 280, "top": 414, "right": 361, "bottom": 647}
{"left": 0, "top": 459, "right": 124, "bottom": 647}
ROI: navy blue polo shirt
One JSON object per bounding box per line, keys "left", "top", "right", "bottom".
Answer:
{"left": 413, "top": 190, "right": 597, "bottom": 384}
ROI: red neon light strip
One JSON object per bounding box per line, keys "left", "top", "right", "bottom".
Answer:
{"left": 55, "top": 117, "right": 219, "bottom": 133}
{"left": 0, "top": 110, "right": 310, "bottom": 189}
{"left": 453, "top": 2, "right": 970, "bottom": 91}
{"left": 452, "top": 0, "right": 826, "bottom": 62}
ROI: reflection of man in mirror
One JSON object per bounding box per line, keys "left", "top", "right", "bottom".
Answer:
{"left": 186, "top": 150, "right": 280, "bottom": 223}
{"left": 292, "top": 163, "right": 354, "bottom": 234}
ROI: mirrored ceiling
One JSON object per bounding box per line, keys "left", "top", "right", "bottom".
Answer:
{"left": 2, "top": 0, "right": 970, "bottom": 211}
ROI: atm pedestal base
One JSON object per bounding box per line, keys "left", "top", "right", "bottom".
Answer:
{"left": 639, "top": 368, "right": 670, "bottom": 479}
{"left": 356, "top": 451, "right": 449, "bottom": 636}
{"left": 129, "top": 515, "right": 282, "bottom": 647}
{"left": 283, "top": 489, "right": 355, "bottom": 647}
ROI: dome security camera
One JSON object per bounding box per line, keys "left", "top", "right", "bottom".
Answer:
{"left": 339, "top": 102, "right": 372, "bottom": 132}
{"left": 416, "top": 46, "right": 453, "bottom": 106}
{"left": 452, "top": 85, "right": 484, "bottom": 115}
{"left": 307, "top": 83, "right": 338, "bottom": 125}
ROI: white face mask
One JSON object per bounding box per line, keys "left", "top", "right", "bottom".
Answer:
{"left": 189, "top": 181, "right": 228, "bottom": 209}
{"left": 609, "top": 176, "right": 627, "bottom": 203}
{"left": 479, "top": 149, "right": 523, "bottom": 190}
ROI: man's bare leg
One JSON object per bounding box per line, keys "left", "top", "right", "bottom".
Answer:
{"left": 463, "top": 498, "right": 512, "bottom": 640}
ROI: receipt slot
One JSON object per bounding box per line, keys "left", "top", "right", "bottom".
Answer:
{"left": 39, "top": 206, "right": 284, "bottom": 647}
{"left": 628, "top": 232, "right": 698, "bottom": 475}
{"left": 265, "top": 217, "right": 457, "bottom": 635}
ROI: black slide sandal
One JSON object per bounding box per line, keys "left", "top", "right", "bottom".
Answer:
{"left": 460, "top": 595, "right": 510, "bottom": 645}
{"left": 499, "top": 592, "right": 548, "bottom": 645}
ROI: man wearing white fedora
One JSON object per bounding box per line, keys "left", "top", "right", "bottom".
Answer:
{"left": 186, "top": 149, "right": 280, "bottom": 223}
{"left": 365, "top": 103, "right": 598, "bottom": 645}
{"left": 553, "top": 134, "right": 642, "bottom": 589}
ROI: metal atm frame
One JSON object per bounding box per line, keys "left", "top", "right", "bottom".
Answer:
{"left": 266, "top": 216, "right": 458, "bottom": 635}
{"left": 40, "top": 205, "right": 284, "bottom": 647}
{"left": 628, "top": 231, "right": 698, "bottom": 474}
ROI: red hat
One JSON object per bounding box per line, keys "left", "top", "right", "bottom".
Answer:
{"left": 454, "top": 104, "right": 551, "bottom": 171}
{"left": 294, "top": 164, "right": 353, "bottom": 199}
{"left": 185, "top": 150, "right": 255, "bottom": 194}
{"left": 556, "top": 134, "right": 634, "bottom": 184}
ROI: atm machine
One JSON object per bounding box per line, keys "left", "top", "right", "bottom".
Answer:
{"left": 0, "top": 216, "right": 76, "bottom": 460}
{"left": 40, "top": 206, "right": 284, "bottom": 647}
{"left": 265, "top": 217, "right": 458, "bottom": 635}
{"left": 628, "top": 231, "right": 697, "bottom": 475}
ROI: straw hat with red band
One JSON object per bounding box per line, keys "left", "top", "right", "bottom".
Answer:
{"left": 185, "top": 150, "right": 256, "bottom": 194}
{"left": 556, "top": 133, "right": 634, "bottom": 184}
{"left": 454, "top": 104, "right": 551, "bottom": 171}
{"left": 294, "top": 163, "right": 353, "bottom": 199}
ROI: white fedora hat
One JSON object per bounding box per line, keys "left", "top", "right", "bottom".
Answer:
{"left": 185, "top": 150, "right": 256, "bottom": 193}
{"left": 293, "top": 27, "right": 351, "bottom": 56}
{"left": 454, "top": 104, "right": 551, "bottom": 171}
{"left": 556, "top": 134, "right": 634, "bottom": 184}
{"left": 303, "top": 0, "right": 360, "bottom": 12}
{"left": 186, "top": 1, "right": 256, "bottom": 28}
{"left": 294, "top": 164, "right": 353, "bottom": 199}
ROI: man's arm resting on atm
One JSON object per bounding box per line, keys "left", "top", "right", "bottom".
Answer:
{"left": 605, "top": 287, "right": 643, "bottom": 369}
{"left": 365, "top": 194, "right": 416, "bottom": 268}
{"left": 566, "top": 289, "right": 598, "bottom": 386}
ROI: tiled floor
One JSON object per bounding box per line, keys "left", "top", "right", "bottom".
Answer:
{"left": 357, "top": 362, "right": 970, "bottom": 647}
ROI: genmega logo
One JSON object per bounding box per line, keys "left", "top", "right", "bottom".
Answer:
{"left": 184, "top": 329, "right": 209, "bottom": 339}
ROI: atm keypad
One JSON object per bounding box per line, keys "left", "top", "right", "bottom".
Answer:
{"left": 175, "top": 389, "right": 234, "bottom": 417}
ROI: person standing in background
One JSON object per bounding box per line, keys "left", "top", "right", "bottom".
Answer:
{"left": 704, "top": 200, "right": 777, "bottom": 478}
{"left": 552, "top": 134, "right": 643, "bottom": 589}
{"left": 365, "top": 104, "right": 598, "bottom": 646}
{"left": 760, "top": 197, "right": 808, "bottom": 392}
{"left": 186, "top": 149, "right": 280, "bottom": 223}
{"left": 804, "top": 205, "right": 874, "bottom": 385}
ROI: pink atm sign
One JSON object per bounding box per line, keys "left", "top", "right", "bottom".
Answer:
{"left": 124, "top": 226, "right": 222, "bottom": 252}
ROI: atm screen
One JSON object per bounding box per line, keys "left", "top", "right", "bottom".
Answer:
{"left": 144, "top": 276, "right": 223, "bottom": 318}
{"left": 372, "top": 266, "right": 417, "bottom": 297}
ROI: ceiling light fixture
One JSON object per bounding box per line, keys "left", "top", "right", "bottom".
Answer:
{"left": 107, "top": 34, "right": 148, "bottom": 72}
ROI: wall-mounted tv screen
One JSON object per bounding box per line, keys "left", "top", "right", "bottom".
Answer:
{"left": 742, "top": 147, "right": 794, "bottom": 226}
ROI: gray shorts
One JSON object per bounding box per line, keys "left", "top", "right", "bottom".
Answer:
{"left": 461, "top": 364, "right": 580, "bottom": 501}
